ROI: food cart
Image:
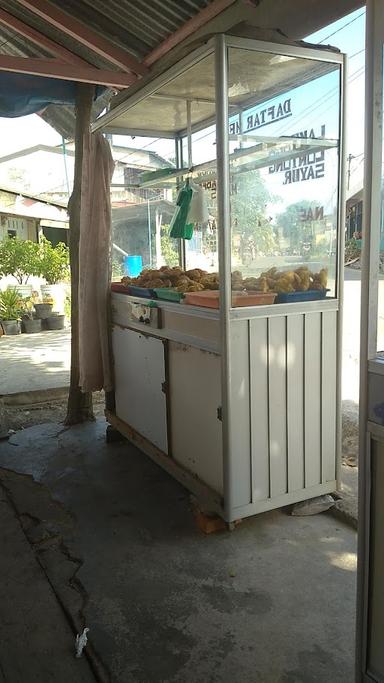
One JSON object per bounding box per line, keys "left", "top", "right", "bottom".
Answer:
{"left": 93, "top": 31, "right": 346, "bottom": 523}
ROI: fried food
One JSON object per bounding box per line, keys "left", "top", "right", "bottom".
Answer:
{"left": 186, "top": 268, "right": 206, "bottom": 281}
{"left": 120, "top": 264, "right": 328, "bottom": 297}
{"left": 311, "top": 268, "right": 328, "bottom": 290}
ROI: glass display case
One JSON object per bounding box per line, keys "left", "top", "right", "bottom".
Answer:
{"left": 94, "top": 32, "right": 345, "bottom": 523}
{"left": 103, "top": 36, "right": 342, "bottom": 308}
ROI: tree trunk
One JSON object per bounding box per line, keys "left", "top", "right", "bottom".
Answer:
{"left": 65, "top": 84, "right": 95, "bottom": 425}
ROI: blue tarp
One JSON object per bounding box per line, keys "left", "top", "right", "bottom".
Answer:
{"left": 0, "top": 72, "right": 103, "bottom": 117}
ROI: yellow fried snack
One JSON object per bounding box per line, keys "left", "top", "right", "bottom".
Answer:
{"left": 318, "top": 268, "right": 328, "bottom": 288}
{"left": 295, "top": 270, "right": 311, "bottom": 291}
{"left": 242, "top": 277, "right": 269, "bottom": 293}
{"left": 186, "top": 269, "right": 204, "bottom": 282}
{"left": 187, "top": 282, "right": 205, "bottom": 292}
{"left": 261, "top": 267, "right": 278, "bottom": 278}
{"left": 309, "top": 268, "right": 328, "bottom": 290}
{"left": 145, "top": 278, "right": 165, "bottom": 288}
{"left": 176, "top": 281, "right": 192, "bottom": 293}
{"left": 273, "top": 277, "right": 295, "bottom": 294}
{"left": 159, "top": 278, "right": 172, "bottom": 288}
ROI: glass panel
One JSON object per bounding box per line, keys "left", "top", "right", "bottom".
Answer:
{"left": 108, "top": 52, "right": 215, "bottom": 135}
{"left": 376, "top": 50, "right": 384, "bottom": 354}
{"left": 228, "top": 47, "right": 341, "bottom": 306}
{"left": 182, "top": 125, "right": 218, "bottom": 272}
{"left": 110, "top": 136, "right": 181, "bottom": 281}
{"left": 110, "top": 49, "right": 219, "bottom": 289}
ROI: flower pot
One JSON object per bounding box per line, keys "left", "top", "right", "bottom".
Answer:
{"left": 1, "top": 319, "right": 21, "bottom": 335}
{"left": 7, "top": 284, "right": 33, "bottom": 299}
{"left": 46, "top": 314, "right": 65, "bottom": 330}
{"left": 22, "top": 318, "right": 42, "bottom": 334}
{"left": 40, "top": 284, "right": 66, "bottom": 314}
{"left": 34, "top": 303, "right": 53, "bottom": 319}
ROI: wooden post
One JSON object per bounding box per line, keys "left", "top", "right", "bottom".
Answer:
{"left": 65, "top": 83, "right": 95, "bottom": 425}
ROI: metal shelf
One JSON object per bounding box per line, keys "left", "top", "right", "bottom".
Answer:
{"left": 137, "top": 135, "right": 338, "bottom": 188}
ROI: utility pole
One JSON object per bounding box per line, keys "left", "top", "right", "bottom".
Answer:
{"left": 347, "top": 153, "right": 354, "bottom": 190}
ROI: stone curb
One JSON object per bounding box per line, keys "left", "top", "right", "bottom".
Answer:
{"left": 0, "top": 386, "right": 69, "bottom": 406}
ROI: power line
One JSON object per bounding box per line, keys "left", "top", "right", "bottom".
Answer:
{"left": 318, "top": 11, "right": 365, "bottom": 44}
{"left": 350, "top": 48, "right": 365, "bottom": 59}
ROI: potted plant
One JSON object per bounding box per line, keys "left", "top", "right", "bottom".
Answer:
{"left": 46, "top": 311, "right": 66, "bottom": 330}
{"left": 38, "top": 237, "right": 70, "bottom": 312}
{"left": 0, "top": 288, "right": 22, "bottom": 335}
{"left": 0, "top": 237, "right": 40, "bottom": 298}
{"left": 20, "top": 298, "right": 42, "bottom": 334}
{"left": 34, "top": 294, "right": 54, "bottom": 320}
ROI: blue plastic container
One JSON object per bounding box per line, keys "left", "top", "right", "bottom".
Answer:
{"left": 124, "top": 255, "right": 142, "bottom": 277}
{"left": 127, "top": 285, "right": 157, "bottom": 299}
{"left": 275, "top": 289, "right": 329, "bottom": 304}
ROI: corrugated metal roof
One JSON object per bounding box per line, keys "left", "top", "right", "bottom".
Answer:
{"left": 0, "top": 0, "right": 212, "bottom": 66}
{"left": 0, "top": 0, "right": 364, "bottom": 137}
{"left": 0, "top": 0, "right": 212, "bottom": 136}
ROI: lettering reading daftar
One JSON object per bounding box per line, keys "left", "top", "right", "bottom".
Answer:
{"left": 228, "top": 98, "right": 292, "bottom": 134}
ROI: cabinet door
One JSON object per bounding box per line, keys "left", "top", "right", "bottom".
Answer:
{"left": 112, "top": 327, "right": 168, "bottom": 454}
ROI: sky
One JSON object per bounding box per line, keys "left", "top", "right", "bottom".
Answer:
{"left": 0, "top": 7, "right": 366, "bottom": 198}
{"left": 307, "top": 8, "right": 365, "bottom": 193}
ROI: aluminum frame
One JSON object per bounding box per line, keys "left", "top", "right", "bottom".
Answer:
{"left": 357, "top": 0, "right": 384, "bottom": 680}
{"left": 92, "top": 33, "right": 343, "bottom": 138}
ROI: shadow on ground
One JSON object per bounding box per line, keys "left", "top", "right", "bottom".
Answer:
{"left": 0, "top": 419, "right": 357, "bottom": 683}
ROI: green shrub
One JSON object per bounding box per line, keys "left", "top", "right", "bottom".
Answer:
{"left": 345, "top": 238, "right": 361, "bottom": 263}
{"left": 0, "top": 237, "right": 40, "bottom": 284}
{"left": 38, "top": 236, "right": 70, "bottom": 284}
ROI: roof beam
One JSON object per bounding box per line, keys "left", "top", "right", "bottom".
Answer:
{"left": 0, "top": 55, "right": 136, "bottom": 88}
{"left": 143, "top": 0, "right": 238, "bottom": 66}
{"left": 14, "top": 0, "right": 147, "bottom": 76}
{"left": 0, "top": 8, "right": 89, "bottom": 67}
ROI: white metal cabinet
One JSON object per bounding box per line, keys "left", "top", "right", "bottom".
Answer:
{"left": 112, "top": 326, "right": 168, "bottom": 453}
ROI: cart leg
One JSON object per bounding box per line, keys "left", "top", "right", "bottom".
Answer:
{"left": 105, "top": 424, "right": 125, "bottom": 444}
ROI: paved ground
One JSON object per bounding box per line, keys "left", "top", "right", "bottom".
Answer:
{"left": 0, "top": 328, "right": 70, "bottom": 396}
{"left": 0, "top": 418, "right": 357, "bottom": 683}
{"left": 0, "top": 483, "right": 96, "bottom": 683}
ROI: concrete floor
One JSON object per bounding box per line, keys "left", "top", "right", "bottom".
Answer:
{"left": 0, "top": 484, "right": 96, "bottom": 682}
{"left": 0, "top": 328, "right": 70, "bottom": 396}
{"left": 0, "top": 419, "right": 357, "bottom": 683}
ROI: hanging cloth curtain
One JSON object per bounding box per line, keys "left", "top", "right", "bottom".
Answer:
{"left": 78, "top": 131, "right": 115, "bottom": 392}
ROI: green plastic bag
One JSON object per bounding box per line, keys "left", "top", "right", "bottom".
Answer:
{"left": 170, "top": 183, "right": 194, "bottom": 239}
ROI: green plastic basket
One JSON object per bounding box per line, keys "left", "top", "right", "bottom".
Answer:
{"left": 153, "top": 288, "right": 184, "bottom": 303}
